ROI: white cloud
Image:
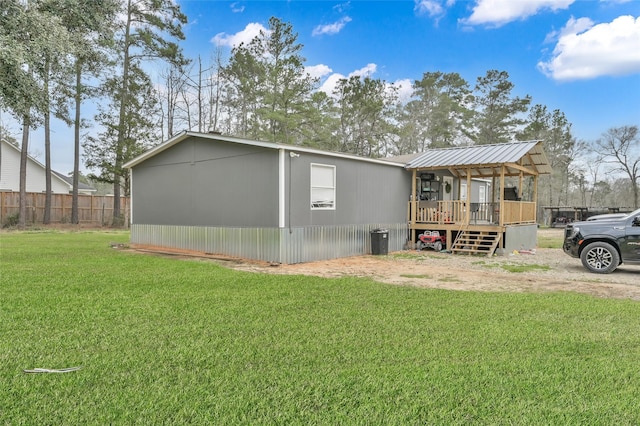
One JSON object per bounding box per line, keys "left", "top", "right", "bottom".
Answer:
{"left": 333, "top": 2, "right": 351, "bottom": 14}
{"left": 414, "top": 0, "right": 455, "bottom": 23}
{"left": 306, "top": 64, "right": 333, "bottom": 80}
{"left": 414, "top": 0, "right": 445, "bottom": 17}
{"left": 211, "top": 22, "right": 267, "bottom": 48}
{"left": 312, "top": 16, "right": 352, "bottom": 36}
{"left": 538, "top": 15, "right": 640, "bottom": 80}
{"left": 392, "top": 79, "right": 414, "bottom": 104}
{"left": 543, "top": 16, "right": 594, "bottom": 44}
{"left": 349, "top": 63, "right": 377, "bottom": 78}
{"left": 317, "top": 63, "right": 379, "bottom": 95}
{"left": 318, "top": 73, "right": 346, "bottom": 94}
{"left": 463, "top": 0, "right": 575, "bottom": 27}
{"left": 230, "top": 2, "right": 245, "bottom": 13}
{"left": 316, "top": 65, "right": 413, "bottom": 103}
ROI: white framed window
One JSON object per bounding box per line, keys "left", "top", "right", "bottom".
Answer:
{"left": 461, "top": 183, "right": 468, "bottom": 201}
{"left": 310, "top": 163, "right": 336, "bottom": 210}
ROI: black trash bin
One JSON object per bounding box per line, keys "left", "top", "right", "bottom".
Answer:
{"left": 370, "top": 229, "right": 389, "bottom": 255}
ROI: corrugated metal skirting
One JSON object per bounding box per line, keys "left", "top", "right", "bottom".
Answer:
{"left": 131, "top": 223, "right": 409, "bottom": 264}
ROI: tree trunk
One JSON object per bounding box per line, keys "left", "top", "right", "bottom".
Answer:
{"left": 71, "top": 59, "right": 82, "bottom": 224}
{"left": 166, "top": 68, "right": 174, "bottom": 137}
{"left": 113, "top": 0, "right": 132, "bottom": 226}
{"left": 198, "top": 56, "right": 203, "bottom": 132}
{"left": 43, "top": 59, "right": 51, "bottom": 224}
{"left": 19, "top": 116, "right": 30, "bottom": 229}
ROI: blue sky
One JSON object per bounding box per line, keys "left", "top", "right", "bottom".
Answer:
{"left": 11, "top": 0, "right": 640, "bottom": 174}
{"left": 181, "top": 0, "right": 639, "bottom": 136}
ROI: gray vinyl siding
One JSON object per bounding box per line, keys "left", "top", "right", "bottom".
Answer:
{"left": 131, "top": 137, "right": 279, "bottom": 227}
{"left": 287, "top": 153, "right": 411, "bottom": 226}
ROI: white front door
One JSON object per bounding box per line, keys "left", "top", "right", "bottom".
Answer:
{"left": 443, "top": 176, "right": 454, "bottom": 201}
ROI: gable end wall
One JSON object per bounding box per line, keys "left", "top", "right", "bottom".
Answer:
{"left": 131, "top": 136, "right": 279, "bottom": 227}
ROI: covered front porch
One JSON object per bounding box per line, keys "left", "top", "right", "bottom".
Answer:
{"left": 403, "top": 141, "right": 552, "bottom": 255}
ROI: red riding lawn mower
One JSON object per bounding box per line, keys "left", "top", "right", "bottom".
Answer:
{"left": 416, "top": 231, "right": 446, "bottom": 252}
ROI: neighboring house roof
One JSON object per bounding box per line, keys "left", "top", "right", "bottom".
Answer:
{"left": 124, "top": 131, "right": 407, "bottom": 169}
{"left": 51, "top": 170, "right": 97, "bottom": 193}
{"left": 406, "top": 140, "right": 552, "bottom": 177}
{"left": 0, "top": 138, "right": 96, "bottom": 194}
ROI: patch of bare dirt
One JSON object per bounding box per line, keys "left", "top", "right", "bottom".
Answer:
{"left": 133, "top": 229, "right": 640, "bottom": 301}
{"left": 231, "top": 249, "right": 640, "bottom": 301}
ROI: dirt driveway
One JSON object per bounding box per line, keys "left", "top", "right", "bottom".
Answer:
{"left": 228, "top": 229, "right": 640, "bottom": 301}
{"left": 133, "top": 229, "right": 640, "bottom": 301}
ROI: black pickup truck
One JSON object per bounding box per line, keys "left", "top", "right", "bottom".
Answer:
{"left": 563, "top": 208, "right": 640, "bottom": 273}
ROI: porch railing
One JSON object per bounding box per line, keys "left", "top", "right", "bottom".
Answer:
{"left": 502, "top": 201, "right": 536, "bottom": 225}
{"left": 409, "top": 200, "right": 536, "bottom": 226}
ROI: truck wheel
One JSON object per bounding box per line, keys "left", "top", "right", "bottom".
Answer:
{"left": 433, "top": 241, "right": 442, "bottom": 252}
{"left": 580, "top": 241, "right": 620, "bottom": 274}
{"left": 416, "top": 241, "right": 424, "bottom": 251}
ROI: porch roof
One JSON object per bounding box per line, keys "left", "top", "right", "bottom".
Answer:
{"left": 405, "top": 140, "right": 552, "bottom": 178}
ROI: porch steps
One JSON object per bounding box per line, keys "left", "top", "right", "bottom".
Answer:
{"left": 450, "top": 230, "right": 501, "bottom": 257}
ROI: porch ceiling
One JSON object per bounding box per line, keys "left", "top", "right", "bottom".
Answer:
{"left": 406, "top": 140, "right": 552, "bottom": 178}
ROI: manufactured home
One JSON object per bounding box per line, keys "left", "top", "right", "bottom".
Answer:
{"left": 124, "top": 132, "right": 551, "bottom": 263}
{"left": 124, "top": 132, "right": 411, "bottom": 264}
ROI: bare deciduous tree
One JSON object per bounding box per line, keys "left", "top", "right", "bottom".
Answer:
{"left": 595, "top": 125, "right": 640, "bottom": 209}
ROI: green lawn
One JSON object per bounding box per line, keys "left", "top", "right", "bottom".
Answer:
{"left": 1, "top": 231, "right": 639, "bottom": 424}
{"left": 537, "top": 229, "right": 565, "bottom": 249}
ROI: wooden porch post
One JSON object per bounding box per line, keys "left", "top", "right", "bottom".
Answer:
{"left": 410, "top": 169, "right": 417, "bottom": 245}
{"left": 466, "top": 168, "right": 472, "bottom": 225}
{"left": 518, "top": 171, "right": 524, "bottom": 195}
{"left": 491, "top": 175, "right": 497, "bottom": 223}
{"left": 499, "top": 166, "right": 505, "bottom": 227}
{"left": 519, "top": 171, "right": 524, "bottom": 222}
{"left": 533, "top": 174, "right": 539, "bottom": 222}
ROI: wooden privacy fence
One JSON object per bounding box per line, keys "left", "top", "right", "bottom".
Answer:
{"left": 0, "top": 192, "right": 130, "bottom": 227}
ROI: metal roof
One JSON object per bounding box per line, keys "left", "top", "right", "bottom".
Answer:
{"left": 405, "top": 140, "right": 552, "bottom": 177}
{"left": 383, "top": 152, "right": 423, "bottom": 164}
{"left": 51, "top": 170, "right": 96, "bottom": 192}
